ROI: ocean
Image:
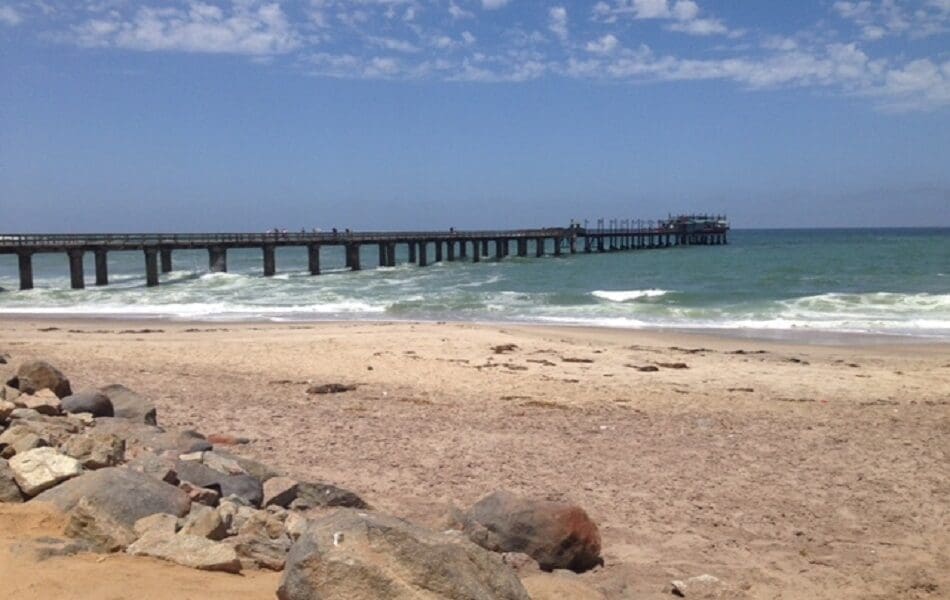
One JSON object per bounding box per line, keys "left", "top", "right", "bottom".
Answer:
{"left": 1, "top": 228, "right": 948, "bottom": 340}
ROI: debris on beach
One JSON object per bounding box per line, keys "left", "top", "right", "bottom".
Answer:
{"left": 305, "top": 383, "right": 357, "bottom": 395}
{"left": 492, "top": 343, "right": 519, "bottom": 354}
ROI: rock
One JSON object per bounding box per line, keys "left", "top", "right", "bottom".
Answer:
{"left": 521, "top": 573, "right": 607, "bottom": 600}
{"left": 284, "top": 511, "right": 307, "bottom": 540}
{"left": 0, "top": 399, "right": 15, "bottom": 421}
{"left": 462, "top": 490, "right": 603, "bottom": 573}
{"left": 210, "top": 449, "right": 280, "bottom": 482}
{"left": 134, "top": 512, "right": 179, "bottom": 536}
{"left": 7, "top": 415, "right": 81, "bottom": 447}
{"left": 61, "top": 390, "right": 114, "bottom": 418}
{"left": 61, "top": 432, "right": 125, "bottom": 469}
{"left": 93, "top": 418, "right": 210, "bottom": 456}
{"left": 206, "top": 433, "right": 250, "bottom": 446}
{"left": 99, "top": 384, "right": 157, "bottom": 425}
{"left": 239, "top": 509, "right": 288, "bottom": 540}
{"left": 175, "top": 459, "right": 263, "bottom": 507}
{"left": 201, "top": 451, "right": 247, "bottom": 475}
{"left": 127, "top": 453, "right": 179, "bottom": 485}
{"left": 127, "top": 531, "right": 242, "bottom": 573}
{"left": 291, "top": 481, "right": 368, "bottom": 510}
{"left": 34, "top": 467, "right": 191, "bottom": 526}
{"left": 0, "top": 425, "right": 48, "bottom": 458}
{"left": 277, "top": 509, "right": 530, "bottom": 600}
{"left": 179, "top": 504, "right": 228, "bottom": 540}
{"left": 263, "top": 476, "right": 299, "bottom": 508}
{"left": 20, "top": 390, "right": 62, "bottom": 416}
{"left": 65, "top": 496, "right": 137, "bottom": 552}
{"left": 179, "top": 450, "right": 205, "bottom": 462}
{"left": 502, "top": 551, "right": 541, "bottom": 574}
{"left": 0, "top": 457, "right": 24, "bottom": 502}
{"left": 671, "top": 574, "right": 722, "bottom": 598}
{"left": 8, "top": 408, "right": 41, "bottom": 420}
{"left": 2, "top": 386, "right": 21, "bottom": 404}
{"left": 10, "top": 360, "right": 72, "bottom": 398}
{"left": 179, "top": 480, "right": 220, "bottom": 506}
{"left": 227, "top": 531, "right": 292, "bottom": 571}
{"left": 9, "top": 447, "right": 82, "bottom": 496}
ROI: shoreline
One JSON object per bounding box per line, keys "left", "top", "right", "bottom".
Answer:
{"left": 1, "top": 313, "right": 947, "bottom": 348}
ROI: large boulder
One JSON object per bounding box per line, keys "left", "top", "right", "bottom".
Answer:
{"left": 175, "top": 459, "right": 263, "bottom": 507}
{"left": 8, "top": 447, "right": 83, "bottom": 496}
{"left": 20, "top": 390, "right": 62, "bottom": 416}
{"left": 98, "top": 384, "right": 157, "bottom": 425}
{"left": 263, "top": 476, "right": 299, "bottom": 508}
{"left": 65, "top": 496, "right": 138, "bottom": 552}
{"left": 61, "top": 390, "right": 114, "bottom": 418}
{"left": 127, "top": 531, "right": 242, "bottom": 573}
{"left": 277, "top": 509, "right": 530, "bottom": 600}
{"left": 462, "top": 491, "right": 603, "bottom": 573}
{"left": 0, "top": 457, "right": 24, "bottom": 502}
{"left": 9, "top": 361, "right": 72, "bottom": 398}
{"left": 33, "top": 467, "right": 191, "bottom": 526}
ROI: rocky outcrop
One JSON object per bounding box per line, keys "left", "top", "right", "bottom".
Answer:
{"left": 61, "top": 390, "right": 114, "bottom": 418}
{"left": 34, "top": 467, "right": 191, "bottom": 526}
{"left": 462, "top": 490, "right": 603, "bottom": 573}
{"left": 277, "top": 509, "right": 530, "bottom": 600}
{"left": 98, "top": 384, "right": 157, "bottom": 425}
{"left": 127, "top": 531, "right": 242, "bottom": 573}
{"left": 8, "top": 361, "right": 72, "bottom": 398}
{"left": 8, "top": 447, "right": 83, "bottom": 496}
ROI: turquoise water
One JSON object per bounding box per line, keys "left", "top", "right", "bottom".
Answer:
{"left": 0, "top": 229, "right": 948, "bottom": 339}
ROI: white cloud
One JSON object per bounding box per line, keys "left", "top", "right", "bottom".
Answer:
{"left": 368, "top": 35, "right": 419, "bottom": 53}
{"left": 72, "top": 2, "right": 300, "bottom": 55}
{"left": 481, "top": 0, "right": 509, "bottom": 10}
{"left": 548, "top": 6, "right": 567, "bottom": 41}
{"left": 0, "top": 5, "right": 22, "bottom": 26}
{"left": 448, "top": 2, "right": 473, "bottom": 20}
{"left": 834, "top": 0, "right": 950, "bottom": 39}
{"left": 585, "top": 33, "right": 619, "bottom": 54}
{"left": 594, "top": 0, "right": 738, "bottom": 36}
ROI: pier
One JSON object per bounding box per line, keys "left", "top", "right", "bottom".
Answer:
{"left": 0, "top": 215, "right": 728, "bottom": 290}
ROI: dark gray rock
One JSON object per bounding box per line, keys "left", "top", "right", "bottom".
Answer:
{"left": 93, "top": 418, "right": 211, "bottom": 455}
{"left": 61, "top": 390, "right": 114, "bottom": 418}
{"left": 175, "top": 459, "right": 263, "bottom": 507}
{"left": 0, "top": 457, "right": 24, "bottom": 502}
{"left": 33, "top": 467, "right": 191, "bottom": 527}
{"left": 277, "top": 509, "right": 530, "bottom": 600}
{"left": 291, "top": 481, "right": 368, "bottom": 510}
{"left": 98, "top": 384, "right": 157, "bottom": 425}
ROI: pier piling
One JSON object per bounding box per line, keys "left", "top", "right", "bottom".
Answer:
{"left": 68, "top": 250, "right": 85, "bottom": 290}
{"left": 160, "top": 249, "right": 173, "bottom": 273}
{"left": 208, "top": 247, "right": 227, "bottom": 273}
{"left": 17, "top": 251, "right": 33, "bottom": 290}
{"left": 94, "top": 249, "right": 108, "bottom": 286}
{"left": 144, "top": 248, "right": 159, "bottom": 287}
{"left": 307, "top": 244, "right": 321, "bottom": 275}
{"left": 263, "top": 245, "right": 276, "bottom": 277}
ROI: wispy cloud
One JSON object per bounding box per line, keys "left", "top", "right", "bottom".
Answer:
{"left": 548, "top": 6, "right": 568, "bottom": 41}
{"left": 0, "top": 4, "right": 22, "bottom": 26}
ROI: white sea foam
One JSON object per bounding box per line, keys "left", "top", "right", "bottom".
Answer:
{"left": 592, "top": 289, "right": 670, "bottom": 302}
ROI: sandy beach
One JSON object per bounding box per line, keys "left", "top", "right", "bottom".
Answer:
{"left": 1, "top": 317, "right": 948, "bottom": 599}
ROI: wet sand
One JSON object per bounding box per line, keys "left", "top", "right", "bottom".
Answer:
{"left": 1, "top": 317, "right": 948, "bottom": 599}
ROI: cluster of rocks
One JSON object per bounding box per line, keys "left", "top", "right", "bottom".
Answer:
{"left": 2, "top": 358, "right": 604, "bottom": 599}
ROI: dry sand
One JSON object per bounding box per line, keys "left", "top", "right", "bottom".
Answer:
{"left": 1, "top": 317, "right": 948, "bottom": 599}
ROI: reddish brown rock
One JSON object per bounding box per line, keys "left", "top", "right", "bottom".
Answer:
{"left": 462, "top": 490, "right": 603, "bottom": 573}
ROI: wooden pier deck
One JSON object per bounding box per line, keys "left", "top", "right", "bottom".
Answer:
{"left": 0, "top": 218, "right": 728, "bottom": 290}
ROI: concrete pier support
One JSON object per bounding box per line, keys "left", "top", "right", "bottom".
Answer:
{"left": 378, "top": 243, "right": 387, "bottom": 267}
{"left": 408, "top": 242, "right": 417, "bottom": 263}
{"left": 570, "top": 237, "right": 577, "bottom": 254}
{"left": 597, "top": 237, "right": 605, "bottom": 253}
{"left": 208, "top": 247, "right": 227, "bottom": 273}
{"left": 68, "top": 250, "right": 85, "bottom": 289}
{"left": 17, "top": 251, "right": 33, "bottom": 290}
{"left": 472, "top": 241, "right": 480, "bottom": 263}
{"left": 307, "top": 244, "right": 321, "bottom": 275}
{"left": 459, "top": 241, "right": 467, "bottom": 258}
{"left": 418, "top": 242, "right": 428, "bottom": 267}
{"left": 160, "top": 249, "right": 173, "bottom": 273}
{"left": 263, "top": 245, "right": 276, "bottom": 276}
{"left": 481, "top": 240, "right": 489, "bottom": 257}
{"left": 554, "top": 237, "right": 562, "bottom": 256}
{"left": 517, "top": 239, "right": 527, "bottom": 257}
{"left": 495, "top": 239, "right": 505, "bottom": 260}
{"left": 536, "top": 238, "right": 544, "bottom": 257}
{"left": 435, "top": 241, "right": 443, "bottom": 263}
{"left": 447, "top": 241, "right": 455, "bottom": 261}
{"left": 144, "top": 248, "right": 159, "bottom": 287}
{"left": 386, "top": 243, "right": 396, "bottom": 267}
{"left": 94, "top": 249, "right": 108, "bottom": 286}
{"left": 584, "top": 237, "right": 592, "bottom": 253}
{"left": 346, "top": 243, "right": 361, "bottom": 271}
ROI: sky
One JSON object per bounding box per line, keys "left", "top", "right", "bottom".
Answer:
{"left": 1, "top": 0, "right": 948, "bottom": 231}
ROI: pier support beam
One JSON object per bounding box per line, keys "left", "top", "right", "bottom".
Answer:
{"left": 459, "top": 241, "right": 467, "bottom": 259}
{"left": 584, "top": 237, "right": 592, "bottom": 253}
{"left": 208, "top": 247, "right": 227, "bottom": 273}
{"left": 378, "top": 243, "right": 387, "bottom": 267}
{"left": 472, "top": 241, "right": 480, "bottom": 263}
{"left": 94, "top": 249, "right": 108, "bottom": 286}
{"left": 597, "top": 237, "right": 605, "bottom": 253}
{"left": 346, "top": 243, "right": 361, "bottom": 271}
{"left": 418, "top": 242, "right": 428, "bottom": 267}
{"left": 307, "top": 244, "right": 321, "bottom": 275}
{"left": 517, "top": 239, "right": 527, "bottom": 257}
{"left": 144, "top": 248, "right": 159, "bottom": 287}
{"left": 408, "top": 242, "right": 417, "bottom": 263}
{"left": 554, "top": 237, "right": 562, "bottom": 256}
{"left": 495, "top": 239, "right": 505, "bottom": 260}
{"left": 447, "top": 241, "right": 455, "bottom": 261}
{"left": 263, "top": 245, "right": 276, "bottom": 276}
{"left": 435, "top": 241, "right": 443, "bottom": 263}
{"left": 536, "top": 238, "right": 544, "bottom": 257}
{"left": 386, "top": 243, "right": 396, "bottom": 267}
{"left": 160, "top": 249, "right": 173, "bottom": 273}
{"left": 17, "top": 251, "right": 33, "bottom": 291}
{"left": 481, "top": 240, "right": 489, "bottom": 257}
{"left": 68, "top": 250, "right": 85, "bottom": 290}
{"left": 570, "top": 237, "right": 577, "bottom": 254}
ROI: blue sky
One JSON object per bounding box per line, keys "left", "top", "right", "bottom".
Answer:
{"left": 1, "top": 0, "right": 948, "bottom": 231}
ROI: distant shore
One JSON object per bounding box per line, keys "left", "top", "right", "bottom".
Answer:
{"left": 2, "top": 316, "right": 948, "bottom": 598}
